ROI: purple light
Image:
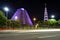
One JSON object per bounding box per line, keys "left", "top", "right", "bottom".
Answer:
{"left": 15, "top": 16, "right": 18, "bottom": 20}
{"left": 44, "top": 3, "right": 48, "bottom": 21}
{"left": 11, "top": 8, "right": 33, "bottom": 26}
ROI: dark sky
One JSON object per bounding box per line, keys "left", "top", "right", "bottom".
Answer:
{"left": 0, "top": 0, "right": 60, "bottom": 21}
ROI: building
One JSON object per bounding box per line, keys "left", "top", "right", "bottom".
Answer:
{"left": 11, "top": 8, "right": 33, "bottom": 26}
{"left": 44, "top": 3, "right": 48, "bottom": 21}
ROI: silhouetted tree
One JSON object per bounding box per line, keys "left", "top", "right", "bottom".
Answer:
{"left": 0, "top": 10, "right": 7, "bottom": 28}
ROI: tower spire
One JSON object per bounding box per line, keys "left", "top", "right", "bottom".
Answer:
{"left": 44, "top": 3, "right": 48, "bottom": 21}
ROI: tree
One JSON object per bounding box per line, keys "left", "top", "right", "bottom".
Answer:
{"left": 57, "top": 19, "right": 60, "bottom": 24}
{"left": 0, "top": 10, "right": 7, "bottom": 28}
{"left": 43, "top": 21, "right": 49, "bottom": 28}
{"left": 57, "top": 19, "right": 60, "bottom": 28}
{"left": 48, "top": 19, "right": 57, "bottom": 28}
{"left": 37, "top": 21, "right": 42, "bottom": 27}
{"left": 10, "top": 20, "right": 21, "bottom": 29}
{"left": 48, "top": 19, "right": 56, "bottom": 24}
{"left": 7, "top": 20, "right": 12, "bottom": 28}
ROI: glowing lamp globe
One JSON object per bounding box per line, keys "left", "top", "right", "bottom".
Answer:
{"left": 4, "top": 7, "right": 9, "bottom": 12}
{"left": 51, "top": 15, "right": 55, "bottom": 19}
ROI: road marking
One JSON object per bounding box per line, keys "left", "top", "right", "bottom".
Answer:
{"left": 38, "top": 35, "right": 57, "bottom": 38}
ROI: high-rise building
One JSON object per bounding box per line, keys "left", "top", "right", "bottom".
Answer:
{"left": 44, "top": 3, "right": 48, "bottom": 21}
{"left": 11, "top": 8, "right": 33, "bottom": 26}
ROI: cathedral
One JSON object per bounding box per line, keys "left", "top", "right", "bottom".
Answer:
{"left": 11, "top": 3, "right": 48, "bottom": 26}
{"left": 11, "top": 8, "right": 33, "bottom": 26}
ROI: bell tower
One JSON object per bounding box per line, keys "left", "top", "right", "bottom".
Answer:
{"left": 44, "top": 3, "right": 48, "bottom": 21}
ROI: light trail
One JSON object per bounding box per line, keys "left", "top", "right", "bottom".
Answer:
{"left": 0, "top": 29, "right": 60, "bottom": 32}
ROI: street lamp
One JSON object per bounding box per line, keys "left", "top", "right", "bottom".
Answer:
{"left": 3, "top": 7, "right": 9, "bottom": 19}
{"left": 33, "top": 17, "right": 36, "bottom": 27}
{"left": 51, "top": 15, "right": 55, "bottom": 19}
{"left": 33, "top": 18, "right": 36, "bottom": 21}
{"left": 3, "top": 7, "right": 9, "bottom": 29}
{"left": 4, "top": 7, "right": 9, "bottom": 12}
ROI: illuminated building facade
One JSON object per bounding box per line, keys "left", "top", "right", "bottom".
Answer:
{"left": 11, "top": 8, "right": 33, "bottom": 26}
{"left": 44, "top": 3, "right": 48, "bottom": 21}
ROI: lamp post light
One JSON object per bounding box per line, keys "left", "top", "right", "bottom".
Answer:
{"left": 4, "top": 7, "right": 9, "bottom": 19}
{"left": 3, "top": 7, "right": 9, "bottom": 29}
{"left": 51, "top": 15, "right": 55, "bottom": 19}
{"left": 4, "top": 7, "right": 9, "bottom": 12}
{"left": 33, "top": 18, "right": 36, "bottom": 21}
{"left": 33, "top": 17, "right": 36, "bottom": 27}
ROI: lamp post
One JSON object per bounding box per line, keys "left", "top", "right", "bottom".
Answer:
{"left": 3, "top": 7, "right": 9, "bottom": 29}
{"left": 35, "top": 23, "right": 39, "bottom": 28}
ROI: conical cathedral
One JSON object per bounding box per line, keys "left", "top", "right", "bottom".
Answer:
{"left": 11, "top": 8, "right": 33, "bottom": 26}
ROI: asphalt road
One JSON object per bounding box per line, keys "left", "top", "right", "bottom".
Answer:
{"left": 0, "top": 31, "right": 60, "bottom": 40}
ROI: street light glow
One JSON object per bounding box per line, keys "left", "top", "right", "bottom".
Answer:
{"left": 33, "top": 18, "right": 36, "bottom": 21}
{"left": 51, "top": 15, "right": 55, "bottom": 18}
{"left": 4, "top": 7, "right": 9, "bottom": 12}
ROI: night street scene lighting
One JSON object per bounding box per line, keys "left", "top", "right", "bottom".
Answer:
{"left": 0, "top": 0, "right": 60, "bottom": 40}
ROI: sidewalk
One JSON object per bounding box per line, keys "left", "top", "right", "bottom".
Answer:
{"left": 0, "top": 29, "right": 60, "bottom": 33}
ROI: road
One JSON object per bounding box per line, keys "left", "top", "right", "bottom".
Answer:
{"left": 0, "top": 31, "right": 60, "bottom": 40}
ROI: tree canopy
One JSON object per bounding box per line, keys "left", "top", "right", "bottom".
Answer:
{"left": 0, "top": 10, "right": 7, "bottom": 27}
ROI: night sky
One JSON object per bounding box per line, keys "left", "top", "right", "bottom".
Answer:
{"left": 0, "top": 0, "right": 60, "bottom": 22}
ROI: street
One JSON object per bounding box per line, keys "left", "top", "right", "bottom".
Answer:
{"left": 0, "top": 30, "right": 60, "bottom": 40}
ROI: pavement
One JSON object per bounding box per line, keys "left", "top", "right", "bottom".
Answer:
{"left": 0, "top": 29, "right": 60, "bottom": 40}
